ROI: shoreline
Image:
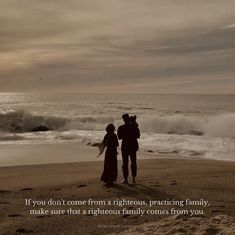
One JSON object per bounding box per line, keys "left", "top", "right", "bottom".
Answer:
{"left": 0, "top": 154, "right": 233, "bottom": 169}
{"left": 0, "top": 142, "right": 234, "bottom": 168}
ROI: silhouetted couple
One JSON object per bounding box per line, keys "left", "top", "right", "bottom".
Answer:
{"left": 98, "top": 114, "right": 140, "bottom": 186}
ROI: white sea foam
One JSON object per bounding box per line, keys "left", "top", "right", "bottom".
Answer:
{"left": 140, "top": 133, "right": 235, "bottom": 161}
{"left": 204, "top": 113, "right": 235, "bottom": 138}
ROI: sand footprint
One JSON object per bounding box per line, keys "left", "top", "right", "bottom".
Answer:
{"left": 16, "top": 228, "right": 33, "bottom": 234}
{"left": 76, "top": 184, "right": 87, "bottom": 188}
{"left": 170, "top": 181, "right": 177, "bottom": 185}
{"left": 0, "top": 201, "right": 10, "bottom": 204}
{"left": 8, "top": 214, "right": 22, "bottom": 217}
{"left": 36, "top": 215, "right": 51, "bottom": 219}
{"left": 0, "top": 189, "right": 11, "bottom": 193}
{"left": 20, "top": 188, "right": 33, "bottom": 191}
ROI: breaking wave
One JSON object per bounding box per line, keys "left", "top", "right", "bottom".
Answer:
{"left": 138, "top": 113, "right": 235, "bottom": 138}
{"left": 0, "top": 110, "right": 115, "bottom": 133}
{"left": 1, "top": 110, "right": 235, "bottom": 138}
{"left": 0, "top": 110, "right": 67, "bottom": 132}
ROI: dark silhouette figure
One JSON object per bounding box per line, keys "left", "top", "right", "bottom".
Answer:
{"left": 117, "top": 114, "right": 140, "bottom": 184}
{"left": 129, "top": 115, "right": 138, "bottom": 128}
{"left": 99, "top": 124, "right": 119, "bottom": 186}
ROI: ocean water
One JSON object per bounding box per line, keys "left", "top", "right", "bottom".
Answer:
{"left": 0, "top": 93, "right": 235, "bottom": 162}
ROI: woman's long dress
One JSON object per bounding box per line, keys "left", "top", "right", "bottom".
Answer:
{"left": 101, "top": 133, "right": 119, "bottom": 183}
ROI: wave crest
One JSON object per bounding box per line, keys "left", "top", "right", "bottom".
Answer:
{"left": 139, "top": 113, "right": 235, "bottom": 138}
{"left": 0, "top": 110, "right": 115, "bottom": 133}
{"left": 139, "top": 115, "right": 204, "bottom": 136}
{"left": 1, "top": 110, "right": 235, "bottom": 138}
{"left": 0, "top": 110, "right": 67, "bottom": 132}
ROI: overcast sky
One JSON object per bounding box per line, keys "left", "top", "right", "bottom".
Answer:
{"left": 0, "top": 0, "right": 235, "bottom": 93}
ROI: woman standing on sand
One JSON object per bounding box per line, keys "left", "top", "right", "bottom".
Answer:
{"left": 97, "top": 124, "right": 119, "bottom": 186}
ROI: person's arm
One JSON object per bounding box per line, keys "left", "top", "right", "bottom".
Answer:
{"left": 114, "top": 134, "right": 119, "bottom": 147}
{"left": 117, "top": 126, "right": 123, "bottom": 140}
{"left": 97, "top": 134, "right": 108, "bottom": 157}
{"left": 136, "top": 127, "right": 140, "bottom": 139}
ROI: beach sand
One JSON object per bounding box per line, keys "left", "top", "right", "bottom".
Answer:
{"left": 0, "top": 144, "right": 235, "bottom": 234}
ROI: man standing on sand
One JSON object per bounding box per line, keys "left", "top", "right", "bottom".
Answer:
{"left": 117, "top": 113, "right": 140, "bottom": 184}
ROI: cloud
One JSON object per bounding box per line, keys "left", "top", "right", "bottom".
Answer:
{"left": 0, "top": 0, "right": 235, "bottom": 93}
{"left": 222, "top": 24, "right": 235, "bottom": 29}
